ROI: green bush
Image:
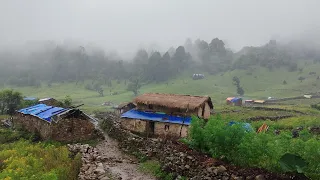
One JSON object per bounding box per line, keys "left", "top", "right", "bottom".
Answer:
{"left": 0, "top": 140, "right": 81, "bottom": 180}
{"left": 188, "top": 115, "right": 320, "bottom": 179}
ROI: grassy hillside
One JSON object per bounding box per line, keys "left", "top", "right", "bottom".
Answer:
{"left": 3, "top": 64, "right": 320, "bottom": 112}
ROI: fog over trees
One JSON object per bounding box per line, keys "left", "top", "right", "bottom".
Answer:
{"left": 1, "top": 38, "right": 320, "bottom": 89}
{"left": 0, "top": 0, "right": 320, "bottom": 90}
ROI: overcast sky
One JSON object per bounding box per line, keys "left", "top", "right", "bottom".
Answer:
{"left": 0, "top": 0, "right": 319, "bottom": 53}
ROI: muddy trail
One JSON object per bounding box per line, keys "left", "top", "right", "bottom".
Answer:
{"left": 95, "top": 133, "right": 156, "bottom": 180}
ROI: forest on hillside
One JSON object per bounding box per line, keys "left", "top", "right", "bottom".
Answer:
{"left": 1, "top": 38, "right": 320, "bottom": 94}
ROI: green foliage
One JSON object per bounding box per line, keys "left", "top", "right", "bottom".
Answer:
{"left": 0, "top": 140, "right": 81, "bottom": 180}
{"left": 63, "top": 95, "right": 72, "bottom": 107}
{"left": 189, "top": 115, "right": 320, "bottom": 178}
{"left": 132, "top": 151, "right": 147, "bottom": 163}
{"left": 6, "top": 73, "right": 41, "bottom": 87}
{"left": 20, "top": 99, "right": 38, "bottom": 109}
{"left": 310, "top": 103, "right": 320, "bottom": 110}
{"left": 279, "top": 153, "right": 307, "bottom": 173}
{"left": 0, "top": 128, "right": 33, "bottom": 144}
{"left": 232, "top": 76, "right": 244, "bottom": 95}
{"left": 139, "top": 160, "right": 174, "bottom": 180}
{"left": 127, "top": 76, "right": 142, "bottom": 96}
{"left": 298, "top": 76, "right": 306, "bottom": 82}
{"left": 0, "top": 89, "right": 23, "bottom": 115}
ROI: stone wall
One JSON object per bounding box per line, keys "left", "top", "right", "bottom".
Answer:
{"left": 14, "top": 113, "right": 100, "bottom": 142}
{"left": 68, "top": 144, "right": 107, "bottom": 180}
{"left": 120, "top": 118, "right": 147, "bottom": 133}
{"left": 14, "top": 113, "right": 52, "bottom": 138}
{"left": 154, "top": 122, "right": 188, "bottom": 138}
{"left": 51, "top": 117, "right": 97, "bottom": 142}
{"left": 204, "top": 102, "right": 211, "bottom": 119}
{"left": 121, "top": 118, "right": 189, "bottom": 138}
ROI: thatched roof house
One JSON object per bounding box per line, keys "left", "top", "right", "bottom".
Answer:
{"left": 134, "top": 93, "right": 213, "bottom": 119}
{"left": 120, "top": 93, "right": 213, "bottom": 139}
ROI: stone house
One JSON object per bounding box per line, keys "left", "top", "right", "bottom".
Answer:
{"left": 14, "top": 104, "right": 99, "bottom": 142}
{"left": 120, "top": 93, "right": 213, "bottom": 138}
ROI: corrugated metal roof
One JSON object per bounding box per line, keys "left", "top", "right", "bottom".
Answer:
{"left": 121, "top": 109, "right": 191, "bottom": 125}
{"left": 23, "top": 97, "right": 37, "bottom": 101}
{"left": 39, "top": 97, "right": 53, "bottom": 102}
{"left": 18, "top": 104, "right": 68, "bottom": 122}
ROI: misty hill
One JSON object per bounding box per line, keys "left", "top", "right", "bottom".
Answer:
{"left": 1, "top": 38, "right": 320, "bottom": 87}
{"left": 8, "top": 62, "right": 320, "bottom": 112}
{"left": 1, "top": 38, "right": 320, "bottom": 111}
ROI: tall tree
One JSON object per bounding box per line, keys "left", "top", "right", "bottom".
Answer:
{"left": 172, "top": 46, "right": 190, "bottom": 73}
{"left": 0, "top": 89, "right": 22, "bottom": 115}
{"left": 127, "top": 76, "right": 142, "bottom": 96}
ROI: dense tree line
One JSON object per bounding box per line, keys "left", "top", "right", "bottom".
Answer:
{"left": 0, "top": 38, "right": 319, "bottom": 90}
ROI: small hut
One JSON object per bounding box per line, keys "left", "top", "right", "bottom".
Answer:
{"left": 253, "top": 100, "right": 266, "bottom": 104}
{"left": 231, "top": 97, "right": 242, "bottom": 106}
{"left": 226, "top": 97, "right": 235, "bottom": 105}
{"left": 226, "top": 97, "right": 242, "bottom": 106}
{"left": 115, "top": 102, "right": 136, "bottom": 115}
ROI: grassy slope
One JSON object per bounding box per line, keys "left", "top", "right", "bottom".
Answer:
{"left": 2, "top": 64, "right": 320, "bottom": 112}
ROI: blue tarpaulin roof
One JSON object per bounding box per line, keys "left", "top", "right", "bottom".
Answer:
{"left": 121, "top": 109, "right": 191, "bottom": 125}
{"left": 23, "top": 97, "right": 37, "bottom": 101}
{"left": 231, "top": 97, "right": 242, "bottom": 102}
{"left": 228, "top": 121, "right": 253, "bottom": 132}
{"left": 18, "top": 104, "right": 68, "bottom": 122}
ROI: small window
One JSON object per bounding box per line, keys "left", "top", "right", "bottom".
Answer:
{"left": 165, "top": 125, "right": 170, "bottom": 131}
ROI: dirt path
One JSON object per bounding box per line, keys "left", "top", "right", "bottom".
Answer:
{"left": 96, "top": 133, "right": 156, "bottom": 180}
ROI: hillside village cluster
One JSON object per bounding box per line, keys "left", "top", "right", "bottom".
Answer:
{"left": 14, "top": 93, "right": 214, "bottom": 140}
{"left": 13, "top": 91, "right": 318, "bottom": 141}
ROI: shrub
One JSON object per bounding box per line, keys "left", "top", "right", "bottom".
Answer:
{"left": 188, "top": 115, "right": 320, "bottom": 178}
{"left": 0, "top": 140, "right": 81, "bottom": 179}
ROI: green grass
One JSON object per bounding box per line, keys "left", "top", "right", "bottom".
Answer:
{"left": 3, "top": 65, "right": 320, "bottom": 109}
{"left": 0, "top": 115, "right": 9, "bottom": 120}
{"left": 2, "top": 64, "right": 320, "bottom": 114}
{"left": 1, "top": 65, "right": 319, "bottom": 133}
{"left": 139, "top": 160, "right": 175, "bottom": 180}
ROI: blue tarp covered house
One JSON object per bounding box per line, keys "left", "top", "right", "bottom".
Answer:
{"left": 226, "top": 97, "right": 242, "bottom": 106}
{"left": 121, "top": 109, "right": 191, "bottom": 125}
{"left": 120, "top": 93, "right": 213, "bottom": 138}
{"left": 15, "top": 104, "right": 98, "bottom": 142}
{"left": 18, "top": 103, "right": 68, "bottom": 123}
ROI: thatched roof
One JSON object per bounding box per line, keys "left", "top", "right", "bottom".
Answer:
{"left": 134, "top": 93, "right": 213, "bottom": 110}
{"left": 116, "top": 102, "right": 136, "bottom": 109}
